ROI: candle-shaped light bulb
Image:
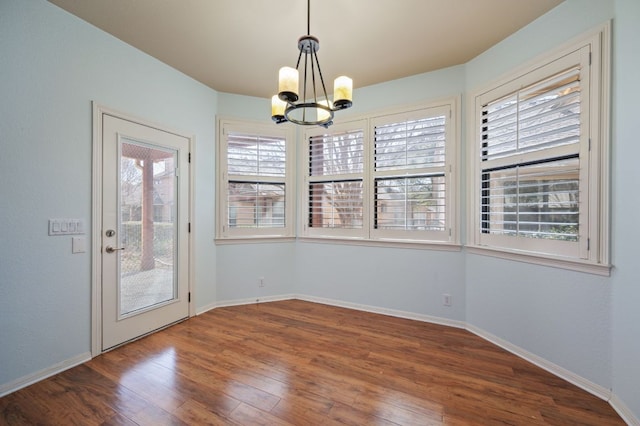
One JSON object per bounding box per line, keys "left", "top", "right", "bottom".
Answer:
{"left": 333, "top": 76, "right": 353, "bottom": 109}
{"left": 271, "top": 95, "right": 286, "bottom": 122}
{"left": 278, "top": 67, "right": 299, "bottom": 102}
{"left": 317, "top": 99, "right": 332, "bottom": 123}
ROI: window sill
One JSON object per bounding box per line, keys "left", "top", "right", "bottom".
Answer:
{"left": 215, "top": 236, "right": 296, "bottom": 245}
{"left": 298, "top": 236, "right": 462, "bottom": 252}
{"left": 465, "top": 245, "right": 612, "bottom": 276}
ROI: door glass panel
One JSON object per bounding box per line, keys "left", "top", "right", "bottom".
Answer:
{"left": 119, "top": 139, "right": 177, "bottom": 317}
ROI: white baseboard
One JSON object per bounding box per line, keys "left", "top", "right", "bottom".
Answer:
{"left": 207, "top": 293, "right": 464, "bottom": 329}
{"left": 296, "top": 294, "right": 466, "bottom": 330}
{"left": 196, "top": 294, "right": 297, "bottom": 314}
{"left": 0, "top": 352, "right": 91, "bottom": 398}
{"left": 195, "top": 300, "right": 219, "bottom": 315}
{"left": 610, "top": 393, "right": 640, "bottom": 426}
{"left": 466, "top": 324, "right": 612, "bottom": 401}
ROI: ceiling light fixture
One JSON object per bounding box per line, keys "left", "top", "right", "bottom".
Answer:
{"left": 271, "top": 0, "right": 353, "bottom": 128}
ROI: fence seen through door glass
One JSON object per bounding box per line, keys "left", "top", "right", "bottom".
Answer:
{"left": 119, "top": 140, "right": 178, "bottom": 316}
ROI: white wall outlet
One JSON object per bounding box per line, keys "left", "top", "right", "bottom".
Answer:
{"left": 72, "top": 237, "right": 86, "bottom": 254}
{"left": 443, "top": 294, "right": 452, "bottom": 307}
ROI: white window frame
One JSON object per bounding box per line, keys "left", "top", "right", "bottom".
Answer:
{"left": 300, "top": 97, "right": 460, "bottom": 249}
{"left": 467, "top": 23, "right": 611, "bottom": 275}
{"left": 303, "top": 119, "right": 370, "bottom": 240}
{"left": 371, "top": 105, "right": 455, "bottom": 243}
{"left": 216, "top": 118, "right": 295, "bottom": 242}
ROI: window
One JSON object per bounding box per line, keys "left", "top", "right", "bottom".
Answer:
{"left": 372, "top": 108, "right": 451, "bottom": 242}
{"left": 306, "top": 123, "right": 366, "bottom": 238}
{"left": 217, "top": 119, "right": 295, "bottom": 240}
{"left": 469, "top": 24, "right": 610, "bottom": 273}
{"left": 301, "top": 99, "right": 459, "bottom": 246}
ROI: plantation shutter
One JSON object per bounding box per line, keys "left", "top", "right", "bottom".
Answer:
{"left": 227, "top": 132, "right": 286, "bottom": 228}
{"left": 480, "top": 66, "right": 582, "bottom": 241}
{"left": 373, "top": 111, "right": 448, "bottom": 232}
{"left": 308, "top": 128, "right": 364, "bottom": 229}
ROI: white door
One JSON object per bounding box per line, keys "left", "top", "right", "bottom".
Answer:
{"left": 101, "top": 114, "right": 190, "bottom": 350}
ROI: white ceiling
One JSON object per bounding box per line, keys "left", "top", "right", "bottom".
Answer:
{"left": 48, "top": 0, "right": 564, "bottom": 99}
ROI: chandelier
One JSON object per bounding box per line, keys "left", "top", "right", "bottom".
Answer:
{"left": 271, "top": 0, "right": 353, "bottom": 128}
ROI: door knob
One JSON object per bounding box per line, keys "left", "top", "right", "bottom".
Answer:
{"left": 105, "top": 246, "right": 125, "bottom": 253}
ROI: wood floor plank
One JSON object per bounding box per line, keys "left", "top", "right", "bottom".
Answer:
{"left": 353, "top": 386, "right": 445, "bottom": 422}
{"left": 0, "top": 300, "right": 625, "bottom": 425}
{"left": 127, "top": 404, "right": 188, "bottom": 426}
{"left": 100, "top": 413, "right": 140, "bottom": 426}
{"left": 325, "top": 401, "right": 407, "bottom": 426}
{"left": 268, "top": 388, "right": 335, "bottom": 425}
{"left": 172, "top": 399, "right": 242, "bottom": 426}
{"left": 86, "top": 354, "right": 188, "bottom": 413}
{"left": 229, "top": 403, "right": 293, "bottom": 426}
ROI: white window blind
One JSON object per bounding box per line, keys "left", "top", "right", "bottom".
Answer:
{"left": 375, "top": 115, "right": 446, "bottom": 170}
{"left": 480, "top": 66, "right": 582, "bottom": 242}
{"left": 301, "top": 100, "right": 458, "bottom": 246}
{"left": 217, "top": 121, "right": 294, "bottom": 240}
{"left": 308, "top": 128, "right": 364, "bottom": 229}
{"left": 481, "top": 68, "right": 581, "bottom": 162}
{"left": 227, "top": 132, "right": 286, "bottom": 229}
{"left": 469, "top": 23, "right": 613, "bottom": 274}
{"left": 228, "top": 133, "right": 286, "bottom": 177}
{"left": 374, "top": 113, "right": 447, "bottom": 232}
{"left": 228, "top": 182, "right": 285, "bottom": 228}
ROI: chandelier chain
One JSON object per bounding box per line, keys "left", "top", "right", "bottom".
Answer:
{"left": 307, "top": 0, "right": 311, "bottom": 36}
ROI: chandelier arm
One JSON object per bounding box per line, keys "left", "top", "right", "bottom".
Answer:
{"left": 312, "top": 49, "right": 331, "bottom": 108}
{"left": 295, "top": 48, "right": 304, "bottom": 70}
{"left": 310, "top": 52, "right": 318, "bottom": 104}
{"left": 302, "top": 53, "right": 309, "bottom": 122}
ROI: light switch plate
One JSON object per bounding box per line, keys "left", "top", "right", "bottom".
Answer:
{"left": 49, "top": 219, "right": 85, "bottom": 236}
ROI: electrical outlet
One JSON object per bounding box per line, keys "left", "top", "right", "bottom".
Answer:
{"left": 259, "top": 277, "right": 265, "bottom": 288}
{"left": 443, "top": 294, "right": 452, "bottom": 307}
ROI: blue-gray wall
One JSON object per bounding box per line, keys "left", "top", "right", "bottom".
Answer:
{"left": 464, "top": 0, "right": 615, "bottom": 391}
{"left": 611, "top": 0, "right": 640, "bottom": 420}
{"left": 1, "top": 0, "right": 638, "bottom": 422}
{"left": 0, "top": 0, "right": 218, "bottom": 386}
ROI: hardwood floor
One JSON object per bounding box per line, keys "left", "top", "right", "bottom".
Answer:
{"left": 0, "top": 300, "right": 625, "bottom": 425}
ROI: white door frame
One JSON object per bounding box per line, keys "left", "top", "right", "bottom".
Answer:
{"left": 91, "top": 102, "right": 195, "bottom": 357}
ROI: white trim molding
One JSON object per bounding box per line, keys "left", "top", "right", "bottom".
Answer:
{"left": 215, "top": 117, "right": 296, "bottom": 241}
{"left": 297, "top": 294, "right": 466, "bottom": 330}
{"left": 466, "top": 324, "right": 612, "bottom": 401}
{"left": 298, "top": 97, "right": 462, "bottom": 247}
{"left": 91, "top": 102, "right": 196, "bottom": 356}
{"left": 0, "top": 352, "right": 91, "bottom": 398}
{"left": 465, "top": 246, "right": 612, "bottom": 277}
{"left": 199, "top": 293, "right": 465, "bottom": 329}
{"left": 609, "top": 393, "right": 640, "bottom": 426}
{"left": 298, "top": 236, "right": 462, "bottom": 252}
{"left": 465, "top": 22, "right": 611, "bottom": 275}
{"left": 196, "top": 294, "right": 298, "bottom": 315}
